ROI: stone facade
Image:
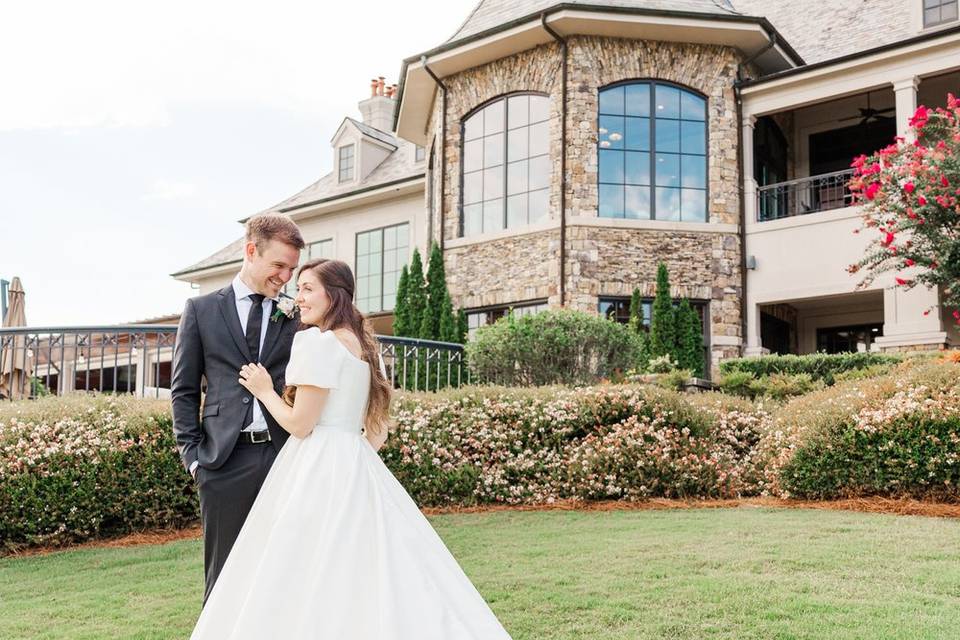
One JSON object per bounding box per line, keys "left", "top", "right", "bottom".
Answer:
{"left": 424, "top": 35, "right": 748, "bottom": 373}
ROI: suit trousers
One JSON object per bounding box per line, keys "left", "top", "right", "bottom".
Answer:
{"left": 196, "top": 438, "right": 278, "bottom": 605}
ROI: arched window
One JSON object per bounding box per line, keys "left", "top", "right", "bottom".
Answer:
{"left": 461, "top": 94, "right": 551, "bottom": 236}
{"left": 598, "top": 81, "right": 707, "bottom": 222}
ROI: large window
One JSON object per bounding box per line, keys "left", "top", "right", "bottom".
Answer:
{"left": 461, "top": 94, "right": 551, "bottom": 236}
{"left": 924, "top": 0, "right": 958, "bottom": 27}
{"left": 338, "top": 144, "right": 355, "bottom": 182}
{"left": 598, "top": 81, "right": 707, "bottom": 222}
{"left": 356, "top": 223, "right": 408, "bottom": 313}
{"left": 466, "top": 301, "right": 548, "bottom": 339}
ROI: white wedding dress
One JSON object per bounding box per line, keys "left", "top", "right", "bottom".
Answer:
{"left": 191, "top": 327, "right": 512, "bottom": 639}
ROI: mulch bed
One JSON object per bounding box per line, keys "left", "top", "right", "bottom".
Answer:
{"left": 8, "top": 497, "right": 960, "bottom": 558}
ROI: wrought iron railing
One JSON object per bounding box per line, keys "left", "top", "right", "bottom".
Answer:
{"left": 757, "top": 169, "right": 856, "bottom": 221}
{"left": 0, "top": 326, "right": 467, "bottom": 401}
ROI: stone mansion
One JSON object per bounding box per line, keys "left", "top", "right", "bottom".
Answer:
{"left": 173, "top": 0, "right": 960, "bottom": 377}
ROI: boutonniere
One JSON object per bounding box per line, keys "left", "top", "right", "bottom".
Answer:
{"left": 271, "top": 296, "right": 298, "bottom": 323}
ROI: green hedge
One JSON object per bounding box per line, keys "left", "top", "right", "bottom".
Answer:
{"left": 464, "top": 309, "right": 644, "bottom": 386}
{"left": 719, "top": 352, "right": 903, "bottom": 385}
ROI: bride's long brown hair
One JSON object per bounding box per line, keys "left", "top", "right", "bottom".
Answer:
{"left": 281, "top": 258, "right": 392, "bottom": 435}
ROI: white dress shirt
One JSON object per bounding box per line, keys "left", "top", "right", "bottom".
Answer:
{"left": 232, "top": 273, "right": 276, "bottom": 433}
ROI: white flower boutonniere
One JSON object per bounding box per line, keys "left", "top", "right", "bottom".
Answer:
{"left": 271, "top": 296, "right": 297, "bottom": 323}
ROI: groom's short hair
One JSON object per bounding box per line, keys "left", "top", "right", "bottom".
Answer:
{"left": 245, "top": 214, "right": 306, "bottom": 253}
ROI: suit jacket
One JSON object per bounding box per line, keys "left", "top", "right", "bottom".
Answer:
{"left": 171, "top": 283, "right": 298, "bottom": 472}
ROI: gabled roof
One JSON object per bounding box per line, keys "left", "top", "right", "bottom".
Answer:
{"left": 447, "top": 0, "right": 741, "bottom": 43}
{"left": 332, "top": 117, "right": 399, "bottom": 149}
{"left": 172, "top": 122, "right": 423, "bottom": 280}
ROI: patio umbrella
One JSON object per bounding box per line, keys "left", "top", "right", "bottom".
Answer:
{"left": 0, "top": 277, "right": 33, "bottom": 400}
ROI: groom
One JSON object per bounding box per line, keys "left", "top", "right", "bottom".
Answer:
{"left": 172, "top": 213, "right": 305, "bottom": 604}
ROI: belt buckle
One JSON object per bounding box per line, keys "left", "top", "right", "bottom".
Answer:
{"left": 250, "top": 430, "right": 271, "bottom": 444}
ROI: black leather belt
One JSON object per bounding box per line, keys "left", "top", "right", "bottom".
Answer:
{"left": 238, "top": 430, "right": 272, "bottom": 444}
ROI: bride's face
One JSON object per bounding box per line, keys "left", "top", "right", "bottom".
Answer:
{"left": 295, "top": 270, "right": 330, "bottom": 326}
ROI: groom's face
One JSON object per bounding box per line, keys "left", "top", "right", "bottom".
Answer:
{"left": 246, "top": 239, "right": 300, "bottom": 298}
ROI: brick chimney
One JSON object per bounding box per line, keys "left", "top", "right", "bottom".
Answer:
{"left": 358, "top": 76, "right": 397, "bottom": 133}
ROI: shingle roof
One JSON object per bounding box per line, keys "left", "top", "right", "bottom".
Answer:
{"left": 446, "top": 0, "right": 740, "bottom": 42}
{"left": 173, "top": 121, "right": 423, "bottom": 278}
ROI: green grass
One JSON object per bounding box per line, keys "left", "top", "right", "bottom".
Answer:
{"left": 2, "top": 508, "right": 960, "bottom": 639}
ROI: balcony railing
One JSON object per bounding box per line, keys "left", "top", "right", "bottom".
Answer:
{"left": 0, "top": 326, "right": 468, "bottom": 401}
{"left": 757, "top": 169, "right": 856, "bottom": 221}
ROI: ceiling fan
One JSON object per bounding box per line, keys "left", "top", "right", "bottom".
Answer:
{"left": 838, "top": 90, "right": 895, "bottom": 126}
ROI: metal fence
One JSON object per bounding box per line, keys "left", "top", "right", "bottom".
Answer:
{"left": 0, "top": 325, "right": 467, "bottom": 401}
{"left": 757, "top": 168, "right": 856, "bottom": 221}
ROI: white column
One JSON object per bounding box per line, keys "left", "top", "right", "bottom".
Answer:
{"left": 743, "top": 297, "right": 769, "bottom": 357}
{"left": 893, "top": 76, "right": 919, "bottom": 139}
{"left": 742, "top": 114, "right": 758, "bottom": 223}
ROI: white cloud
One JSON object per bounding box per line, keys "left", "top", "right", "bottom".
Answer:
{"left": 142, "top": 179, "right": 197, "bottom": 201}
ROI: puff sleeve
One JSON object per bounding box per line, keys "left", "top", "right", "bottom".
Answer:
{"left": 284, "top": 328, "right": 345, "bottom": 389}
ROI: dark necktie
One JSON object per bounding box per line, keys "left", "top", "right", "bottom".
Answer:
{"left": 245, "top": 293, "right": 265, "bottom": 362}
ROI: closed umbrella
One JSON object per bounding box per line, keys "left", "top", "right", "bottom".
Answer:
{"left": 0, "top": 277, "right": 33, "bottom": 400}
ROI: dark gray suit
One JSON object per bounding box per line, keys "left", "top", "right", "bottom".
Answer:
{"left": 171, "top": 283, "right": 298, "bottom": 603}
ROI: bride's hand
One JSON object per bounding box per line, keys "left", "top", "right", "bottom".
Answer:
{"left": 238, "top": 363, "right": 273, "bottom": 399}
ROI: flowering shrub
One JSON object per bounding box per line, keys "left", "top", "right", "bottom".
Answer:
{"left": 0, "top": 395, "right": 195, "bottom": 552}
{"left": 381, "top": 385, "right": 772, "bottom": 505}
{"left": 848, "top": 95, "right": 960, "bottom": 324}
{"left": 767, "top": 359, "right": 960, "bottom": 499}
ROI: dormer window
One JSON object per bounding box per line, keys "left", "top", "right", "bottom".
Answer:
{"left": 338, "top": 144, "right": 355, "bottom": 182}
{"left": 924, "top": 0, "right": 958, "bottom": 27}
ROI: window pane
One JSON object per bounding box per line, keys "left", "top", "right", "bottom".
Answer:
{"left": 484, "top": 100, "right": 504, "bottom": 135}
{"left": 367, "top": 252, "right": 380, "bottom": 274}
{"left": 625, "top": 117, "right": 650, "bottom": 151}
{"left": 483, "top": 199, "right": 504, "bottom": 232}
{"left": 655, "top": 84, "right": 681, "bottom": 119}
{"left": 529, "top": 188, "right": 549, "bottom": 223}
{"left": 464, "top": 139, "right": 483, "bottom": 173}
{"left": 484, "top": 133, "right": 504, "bottom": 167}
{"left": 463, "top": 204, "right": 482, "bottom": 235}
{"left": 599, "top": 184, "right": 624, "bottom": 218}
{"left": 681, "top": 154, "right": 706, "bottom": 188}
{"left": 383, "top": 225, "right": 396, "bottom": 249}
{"left": 599, "top": 149, "right": 624, "bottom": 184}
{"left": 395, "top": 223, "right": 409, "bottom": 249}
{"left": 369, "top": 231, "right": 382, "bottom": 253}
{"left": 507, "top": 193, "right": 528, "bottom": 228}
{"left": 625, "top": 84, "right": 650, "bottom": 117}
{"left": 625, "top": 186, "right": 651, "bottom": 220}
{"left": 599, "top": 115, "right": 624, "bottom": 150}
{"left": 655, "top": 187, "right": 681, "bottom": 221}
{"left": 529, "top": 95, "right": 550, "bottom": 123}
{"left": 681, "top": 189, "right": 707, "bottom": 222}
{"left": 464, "top": 171, "right": 483, "bottom": 204}
{"left": 656, "top": 119, "right": 680, "bottom": 153}
{"left": 368, "top": 275, "right": 381, "bottom": 298}
{"left": 464, "top": 113, "right": 483, "bottom": 141}
{"left": 507, "top": 127, "right": 528, "bottom": 162}
{"left": 383, "top": 293, "right": 396, "bottom": 310}
{"left": 599, "top": 86, "right": 624, "bottom": 115}
{"left": 680, "top": 120, "right": 706, "bottom": 155}
{"left": 529, "top": 155, "right": 551, "bottom": 191}
{"left": 924, "top": 0, "right": 939, "bottom": 9}
{"left": 507, "top": 159, "right": 528, "bottom": 195}
{"left": 483, "top": 165, "right": 504, "bottom": 200}
{"left": 529, "top": 121, "right": 550, "bottom": 157}
{"left": 383, "top": 249, "right": 396, "bottom": 273}
{"left": 655, "top": 153, "right": 680, "bottom": 186}
{"left": 625, "top": 151, "right": 650, "bottom": 185}
{"left": 945, "top": 2, "right": 958, "bottom": 20}
{"left": 508, "top": 95, "right": 529, "bottom": 129}
{"left": 356, "top": 232, "right": 369, "bottom": 255}
{"left": 680, "top": 92, "right": 706, "bottom": 121}
{"left": 925, "top": 7, "right": 941, "bottom": 23}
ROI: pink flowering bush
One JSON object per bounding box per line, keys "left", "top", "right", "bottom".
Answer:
{"left": 848, "top": 95, "right": 960, "bottom": 325}
{"left": 382, "top": 385, "right": 773, "bottom": 505}
{"left": 0, "top": 395, "right": 195, "bottom": 552}
{"left": 771, "top": 358, "right": 960, "bottom": 499}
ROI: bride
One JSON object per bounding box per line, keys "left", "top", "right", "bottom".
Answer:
{"left": 190, "top": 258, "right": 513, "bottom": 639}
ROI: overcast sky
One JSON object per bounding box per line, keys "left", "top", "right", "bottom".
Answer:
{"left": 1, "top": 0, "right": 475, "bottom": 326}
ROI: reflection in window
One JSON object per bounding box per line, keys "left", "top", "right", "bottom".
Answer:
{"left": 598, "top": 82, "right": 707, "bottom": 222}
{"left": 466, "top": 301, "right": 548, "bottom": 339}
{"left": 924, "top": 0, "right": 958, "bottom": 27}
{"left": 356, "top": 223, "right": 409, "bottom": 313}
{"left": 461, "top": 94, "right": 551, "bottom": 236}
{"left": 599, "top": 295, "right": 709, "bottom": 364}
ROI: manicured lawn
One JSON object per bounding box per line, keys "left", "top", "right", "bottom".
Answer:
{"left": 2, "top": 508, "right": 960, "bottom": 639}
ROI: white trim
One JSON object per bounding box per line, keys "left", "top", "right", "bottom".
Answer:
{"left": 746, "top": 205, "right": 863, "bottom": 234}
